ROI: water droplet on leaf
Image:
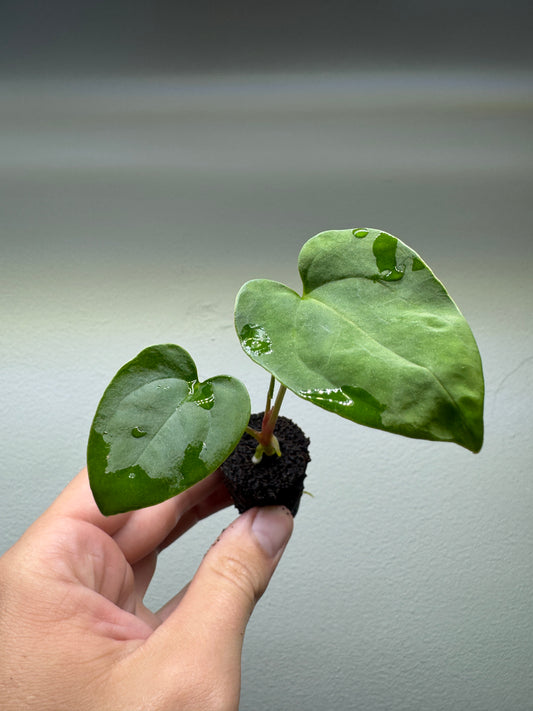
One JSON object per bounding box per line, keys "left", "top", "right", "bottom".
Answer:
{"left": 239, "top": 324, "right": 273, "bottom": 357}
{"left": 377, "top": 266, "right": 405, "bottom": 282}
{"left": 352, "top": 228, "right": 369, "bottom": 238}
{"left": 131, "top": 427, "right": 147, "bottom": 438}
{"left": 299, "top": 385, "right": 386, "bottom": 427}
{"left": 190, "top": 381, "right": 215, "bottom": 410}
{"left": 371, "top": 232, "right": 405, "bottom": 282}
{"left": 298, "top": 387, "right": 355, "bottom": 408}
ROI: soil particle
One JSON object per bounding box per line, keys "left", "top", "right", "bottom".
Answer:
{"left": 222, "top": 413, "right": 311, "bottom": 516}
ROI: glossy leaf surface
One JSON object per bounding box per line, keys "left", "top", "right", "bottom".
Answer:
{"left": 235, "top": 228, "right": 484, "bottom": 452}
{"left": 88, "top": 344, "right": 250, "bottom": 514}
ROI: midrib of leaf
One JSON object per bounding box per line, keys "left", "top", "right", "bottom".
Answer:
{"left": 116, "top": 377, "right": 201, "bottom": 471}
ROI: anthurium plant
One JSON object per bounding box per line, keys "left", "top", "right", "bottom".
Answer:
{"left": 87, "top": 228, "right": 484, "bottom": 516}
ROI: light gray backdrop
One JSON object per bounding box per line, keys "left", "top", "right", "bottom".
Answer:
{"left": 1, "top": 4, "right": 532, "bottom": 708}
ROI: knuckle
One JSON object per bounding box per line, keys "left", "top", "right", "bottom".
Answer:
{"left": 209, "top": 552, "right": 262, "bottom": 606}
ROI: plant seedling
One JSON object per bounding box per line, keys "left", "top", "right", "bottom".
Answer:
{"left": 87, "top": 228, "right": 484, "bottom": 516}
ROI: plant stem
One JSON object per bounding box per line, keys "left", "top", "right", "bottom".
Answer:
{"left": 245, "top": 426, "right": 262, "bottom": 443}
{"left": 268, "top": 383, "right": 287, "bottom": 433}
{"left": 250, "top": 380, "right": 287, "bottom": 463}
{"left": 265, "top": 375, "right": 276, "bottom": 415}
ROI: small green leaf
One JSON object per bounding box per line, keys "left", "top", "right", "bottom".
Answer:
{"left": 235, "top": 228, "right": 484, "bottom": 452}
{"left": 87, "top": 344, "right": 251, "bottom": 515}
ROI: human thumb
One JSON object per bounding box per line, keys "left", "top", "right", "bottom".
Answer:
{"left": 158, "top": 506, "right": 293, "bottom": 699}
{"left": 183, "top": 505, "right": 292, "bottom": 641}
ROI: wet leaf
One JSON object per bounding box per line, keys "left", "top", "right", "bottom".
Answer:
{"left": 235, "top": 228, "right": 484, "bottom": 452}
{"left": 87, "top": 344, "right": 250, "bottom": 514}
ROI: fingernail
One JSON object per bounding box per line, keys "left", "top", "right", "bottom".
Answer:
{"left": 251, "top": 506, "right": 293, "bottom": 558}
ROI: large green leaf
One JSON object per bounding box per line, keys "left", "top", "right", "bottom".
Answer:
{"left": 88, "top": 344, "right": 250, "bottom": 514}
{"left": 235, "top": 228, "right": 484, "bottom": 452}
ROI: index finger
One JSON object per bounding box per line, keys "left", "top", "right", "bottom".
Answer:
{"left": 44, "top": 468, "right": 233, "bottom": 563}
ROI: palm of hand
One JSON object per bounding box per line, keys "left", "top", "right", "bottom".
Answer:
{"left": 0, "top": 468, "right": 232, "bottom": 711}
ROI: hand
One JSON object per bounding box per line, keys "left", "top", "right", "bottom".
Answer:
{"left": 0, "top": 468, "right": 293, "bottom": 710}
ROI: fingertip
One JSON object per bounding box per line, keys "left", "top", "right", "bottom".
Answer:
{"left": 249, "top": 506, "right": 294, "bottom": 559}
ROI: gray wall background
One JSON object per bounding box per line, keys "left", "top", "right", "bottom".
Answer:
{"left": 1, "top": 3, "right": 532, "bottom": 709}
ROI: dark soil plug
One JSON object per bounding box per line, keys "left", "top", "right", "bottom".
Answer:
{"left": 222, "top": 413, "right": 311, "bottom": 516}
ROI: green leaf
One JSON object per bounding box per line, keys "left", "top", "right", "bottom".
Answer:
{"left": 87, "top": 344, "right": 251, "bottom": 515}
{"left": 235, "top": 228, "right": 484, "bottom": 452}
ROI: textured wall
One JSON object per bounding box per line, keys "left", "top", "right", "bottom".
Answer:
{"left": 1, "top": 71, "right": 532, "bottom": 710}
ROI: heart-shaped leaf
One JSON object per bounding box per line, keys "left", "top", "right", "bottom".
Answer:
{"left": 235, "top": 228, "right": 484, "bottom": 452}
{"left": 87, "top": 344, "right": 251, "bottom": 514}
